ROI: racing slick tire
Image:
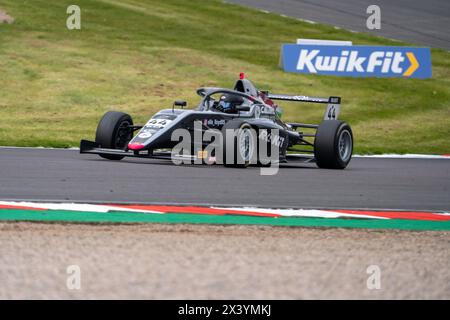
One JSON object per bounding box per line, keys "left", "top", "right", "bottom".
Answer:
{"left": 221, "top": 120, "right": 257, "bottom": 168}
{"left": 314, "top": 120, "right": 353, "bottom": 169}
{"left": 95, "top": 111, "right": 133, "bottom": 160}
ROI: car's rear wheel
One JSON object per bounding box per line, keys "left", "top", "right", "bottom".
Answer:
{"left": 221, "top": 120, "right": 256, "bottom": 168}
{"left": 95, "top": 111, "right": 133, "bottom": 160}
{"left": 314, "top": 120, "right": 353, "bottom": 169}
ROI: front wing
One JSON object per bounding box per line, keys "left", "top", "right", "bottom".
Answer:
{"left": 80, "top": 140, "right": 174, "bottom": 160}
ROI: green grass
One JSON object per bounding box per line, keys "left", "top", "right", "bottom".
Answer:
{"left": 1, "top": 209, "right": 449, "bottom": 231}
{"left": 0, "top": 0, "right": 449, "bottom": 153}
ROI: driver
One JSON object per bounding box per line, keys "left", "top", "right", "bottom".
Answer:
{"left": 214, "top": 93, "right": 244, "bottom": 113}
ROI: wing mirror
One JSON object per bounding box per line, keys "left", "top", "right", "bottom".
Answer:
{"left": 174, "top": 100, "right": 187, "bottom": 108}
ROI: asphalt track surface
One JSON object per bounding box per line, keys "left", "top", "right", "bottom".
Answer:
{"left": 1, "top": 148, "right": 449, "bottom": 211}
{"left": 227, "top": 0, "right": 450, "bottom": 50}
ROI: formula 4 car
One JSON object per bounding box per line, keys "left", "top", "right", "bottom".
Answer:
{"left": 80, "top": 74, "right": 353, "bottom": 169}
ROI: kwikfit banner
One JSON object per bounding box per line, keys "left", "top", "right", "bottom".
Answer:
{"left": 281, "top": 44, "right": 432, "bottom": 78}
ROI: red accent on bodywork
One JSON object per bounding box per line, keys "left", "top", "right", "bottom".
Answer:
{"left": 127, "top": 143, "right": 145, "bottom": 150}
{"left": 265, "top": 98, "right": 275, "bottom": 106}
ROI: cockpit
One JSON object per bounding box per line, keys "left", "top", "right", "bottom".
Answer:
{"left": 195, "top": 76, "right": 276, "bottom": 118}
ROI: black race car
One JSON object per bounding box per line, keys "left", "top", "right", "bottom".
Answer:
{"left": 80, "top": 74, "right": 353, "bottom": 169}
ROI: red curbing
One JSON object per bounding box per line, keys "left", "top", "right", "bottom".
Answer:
{"left": 108, "top": 204, "right": 281, "bottom": 217}
{"left": 1, "top": 202, "right": 448, "bottom": 222}
{"left": 333, "top": 210, "right": 450, "bottom": 221}
{"left": 0, "top": 204, "right": 45, "bottom": 211}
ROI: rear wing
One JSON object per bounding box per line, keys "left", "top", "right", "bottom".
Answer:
{"left": 266, "top": 93, "right": 341, "bottom": 120}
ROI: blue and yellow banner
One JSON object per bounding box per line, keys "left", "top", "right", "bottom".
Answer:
{"left": 281, "top": 44, "right": 431, "bottom": 78}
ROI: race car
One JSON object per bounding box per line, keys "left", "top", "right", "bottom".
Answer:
{"left": 80, "top": 74, "right": 353, "bottom": 169}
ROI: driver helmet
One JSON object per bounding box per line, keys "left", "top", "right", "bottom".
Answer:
{"left": 217, "top": 93, "right": 244, "bottom": 113}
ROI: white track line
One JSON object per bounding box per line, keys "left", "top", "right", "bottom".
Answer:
{"left": 0, "top": 201, "right": 162, "bottom": 214}
{"left": 353, "top": 154, "right": 450, "bottom": 159}
{"left": 212, "top": 207, "right": 388, "bottom": 220}
{"left": 0, "top": 146, "right": 79, "bottom": 150}
{"left": 2, "top": 198, "right": 445, "bottom": 213}
{"left": 1, "top": 146, "right": 449, "bottom": 159}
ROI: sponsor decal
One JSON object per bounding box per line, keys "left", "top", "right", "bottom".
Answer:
{"left": 203, "top": 118, "right": 226, "bottom": 128}
{"left": 145, "top": 118, "right": 172, "bottom": 129}
{"left": 134, "top": 118, "right": 172, "bottom": 141}
{"left": 254, "top": 106, "right": 261, "bottom": 118}
{"left": 197, "top": 150, "right": 208, "bottom": 159}
{"left": 267, "top": 94, "right": 327, "bottom": 103}
{"left": 259, "top": 130, "right": 285, "bottom": 148}
{"left": 138, "top": 131, "right": 152, "bottom": 139}
{"left": 281, "top": 44, "right": 431, "bottom": 78}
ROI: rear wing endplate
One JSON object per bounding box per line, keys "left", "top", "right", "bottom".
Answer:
{"left": 266, "top": 94, "right": 341, "bottom": 120}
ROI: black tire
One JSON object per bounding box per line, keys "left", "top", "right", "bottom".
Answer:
{"left": 314, "top": 120, "right": 353, "bottom": 169}
{"left": 221, "top": 120, "right": 257, "bottom": 168}
{"left": 95, "top": 111, "right": 133, "bottom": 160}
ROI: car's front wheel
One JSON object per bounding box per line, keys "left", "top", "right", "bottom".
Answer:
{"left": 221, "top": 120, "right": 257, "bottom": 168}
{"left": 314, "top": 120, "right": 353, "bottom": 169}
{"left": 95, "top": 111, "right": 133, "bottom": 160}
